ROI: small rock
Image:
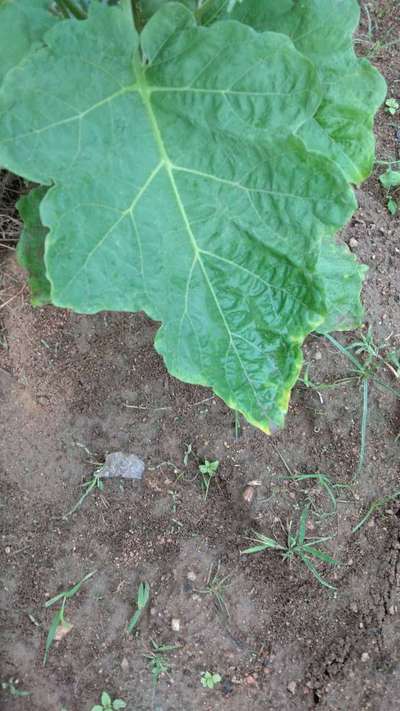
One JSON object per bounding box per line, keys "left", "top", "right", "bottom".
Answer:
{"left": 361, "top": 652, "right": 370, "bottom": 663}
{"left": 389, "top": 605, "right": 395, "bottom": 616}
{"left": 244, "top": 675, "right": 257, "bottom": 686}
{"left": 187, "top": 571, "right": 197, "bottom": 581}
{"left": 98, "top": 451, "right": 145, "bottom": 480}
{"left": 121, "top": 657, "right": 129, "bottom": 672}
{"left": 350, "top": 603, "right": 358, "bottom": 614}
{"left": 349, "top": 237, "right": 358, "bottom": 249}
{"left": 5, "top": 546, "right": 11, "bottom": 555}
{"left": 171, "top": 618, "right": 180, "bottom": 632}
{"left": 314, "top": 351, "right": 322, "bottom": 361}
{"left": 287, "top": 681, "right": 297, "bottom": 695}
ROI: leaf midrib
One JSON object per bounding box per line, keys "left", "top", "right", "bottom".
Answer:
{"left": 134, "top": 54, "right": 267, "bottom": 415}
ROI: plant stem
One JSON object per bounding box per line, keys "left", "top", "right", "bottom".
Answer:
{"left": 56, "top": 0, "right": 87, "bottom": 19}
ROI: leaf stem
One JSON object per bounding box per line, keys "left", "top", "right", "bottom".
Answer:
{"left": 56, "top": 0, "right": 87, "bottom": 19}
{"left": 130, "top": 0, "right": 144, "bottom": 31}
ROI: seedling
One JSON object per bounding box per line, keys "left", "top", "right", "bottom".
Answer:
{"left": 144, "top": 640, "right": 179, "bottom": 687}
{"left": 379, "top": 167, "right": 400, "bottom": 215}
{"left": 199, "top": 460, "right": 220, "bottom": 500}
{"left": 385, "top": 98, "right": 399, "bottom": 115}
{"left": 65, "top": 471, "right": 104, "bottom": 517}
{"left": 352, "top": 490, "right": 400, "bottom": 533}
{"left": 201, "top": 671, "right": 222, "bottom": 689}
{"left": 325, "top": 330, "right": 400, "bottom": 477}
{"left": 0, "top": 0, "right": 386, "bottom": 434}
{"left": 91, "top": 691, "right": 126, "bottom": 711}
{"left": 1, "top": 678, "right": 30, "bottom": 698}
{"left": 242, "top": 507, "right": 339, "bottom": 590}
{"left": 194, "top": 560, "right": 231, "bottom": 618}
{"left": 127, "top": 581, "right": 150, "bottom": 633}
{"left": 43, "top": 570, "right": 96, "bottom": 664}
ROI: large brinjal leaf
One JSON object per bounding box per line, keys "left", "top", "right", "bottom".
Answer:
{"left": 16, "top": 186, "right": 51, "bottom": 306}
{"left": 0, "top": 2, "right": 356, "bottom": 432}
{"left": 222, "top": 0, "right": 387, "bottom": 184}
{"left": 0, "top": 0, "right": 58, "bottom": 85}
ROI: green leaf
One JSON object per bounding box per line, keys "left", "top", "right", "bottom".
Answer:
{"left": 0, "top": 0, "right": 58, "bottom": 85}
{"left": 387, "top": 198, "right": 398, "bottom": 215}
{"left": 43, "top": 606, "right": 63, "bottom": 665}
{"left": 379, "top": 169, "right": 400, "bottom": 189}
{"left": 0, "top": 3, "right": 357, "bottom": 431}
{"left": 316, "top": 236, "right": 367, "bottom": 334}
{"left": 16, "top": 187, "right": 51, "bottom": 305}
{"left": 112, "top": 700, "right": 127, "bottom": 710}
{"left": 226, "top": 0, "right": 387, "bottom": 184}
{"left": 90, "top": 706, "right": 104, "bottom": 711}
{"left": 101, "top": 691, "right": 112, "bottom": 707}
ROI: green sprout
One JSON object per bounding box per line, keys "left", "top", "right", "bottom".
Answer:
{"left": 201, "top": 671, "right": 222, "bottom": 689}
{"left": 127, "top": 581, "right": 150, "bottom": 633}
{"left": 385, "top": 97, "right": 399, "bottom": 115}
{"left": 91, "top": 690, "right": 126, "bottom": 711}
{"left": 43, "top": 571, "right": 96, "bottom": 664}
{"left": 199, "top": 459, "right": 220, "bottom": 499}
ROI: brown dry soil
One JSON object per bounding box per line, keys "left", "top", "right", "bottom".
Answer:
{"left": 1, "top": 3, "right": 400, "bottom": 710}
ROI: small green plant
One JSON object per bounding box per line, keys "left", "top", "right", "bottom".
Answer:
{"left": 352, "top": 489, "right": 400, "bottom": 533}
{"left": 385, "top": 97, "right": 399, "bottom": 115}
{"left": 91, "top": 691, "right": 126, "bottom": 711}
{"left": 127, "top": 581, "right": 150, "bottom": 633}
{"left": 194, "top": 560, "right": 231, "bottom": 618}
{"left": 242, "top": 507, "right": 339, "bottom": 590}
{"left": 379, "top": 167, "right": 400, "bottom": 215}
{"left": 43, "top": 570, "right": 96, "bottom": 665}
{"left": 144, "top": 640, "right": 178, "bottom": 687}
{"left": 1, "top": 678, "right": 30, "bottom": 698}
{"left": 201, "top": 671, "right": 222, "bottom": 689}
{"left": 325, "top": 330, "right": 400, "bottom": 476}
{"left": 199, "top": 460, "right": 220, "bottom": 500}
{"left": 65, "top": 470, "right": 104, "bottom": 517}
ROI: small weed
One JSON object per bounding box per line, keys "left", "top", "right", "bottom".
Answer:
{"left": 194, "top": 560, "right": 231, "bottom": 618}
{"left": 44, "top": 570, "right": 96, "bottom": 664}
{"left": 379, "top": 167, "right": 400, "bottom": 215}
{"left": 286, "top": 472, "right": 351, "bottom": 521}
{"left": 144, "top": 640, "right": 179, "bottom": 687}
{"left": 325, "top": 330, "right": 400, "bottom": 477}
{"left": 91, "top": 690, "right": 126, "bottom": 711}
{"left": 385, "top": 97, "right": 399, "bottom": 115}
{"left": 127, "top": 581, "right": 150, "bottom": 634}
{"left": 199, "top": 459, "right": 219, "bottom": 499}
{"left": 65, "top": 470, "right": 104, "bottom": 517}
{"left": 352, "top": 490, "right": 400, "bottom": 533}
{"left": 201, "top": 671, "right": 222, "bottom": 689}
{"left": 1, "top": 678, "right": 31, "bottom": 698}
{"left": 242, "top": 506, "right": 339, "bottom": 590}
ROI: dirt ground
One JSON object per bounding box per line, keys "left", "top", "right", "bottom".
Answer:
{"left": 1, "top": 2, "right": 400, "bottom": 710}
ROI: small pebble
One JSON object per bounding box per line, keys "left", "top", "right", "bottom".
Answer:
{"left": 361, "top": 652, "right": 370, "bottom": 663}
{"left": 187, "top": 571, "right": 196, "bottom": 581}
{"left": 315, "top": 351, "right": 322, "bottom": 361}
{"left": 121, "top": 657, "right": 129, "bottom": 672}
{"left": 5, "top": 546, "right": 11, "bottom": 555}
{"left": 349, "top": 237, "right": 358, "bottom": 249}
{"left": 171, "top": 618, "right": 180, "bottom": 632}
{"left": 244, "top": 675, "right": 257, "bottom": 686}
{"left": 287, "top": 681, "right": 297, "bottom": 695}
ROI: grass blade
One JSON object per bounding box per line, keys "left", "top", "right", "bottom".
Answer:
{"left": 43, "top": 606, "right": 63, "bottom": 665}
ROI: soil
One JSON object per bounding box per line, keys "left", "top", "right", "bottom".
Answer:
{"left": 1, "top": 2, "right": 400, "bottom": 710}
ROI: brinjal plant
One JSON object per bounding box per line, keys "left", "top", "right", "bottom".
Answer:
{"left": 0, "top": 0, "right": 386, "bottom": 432}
